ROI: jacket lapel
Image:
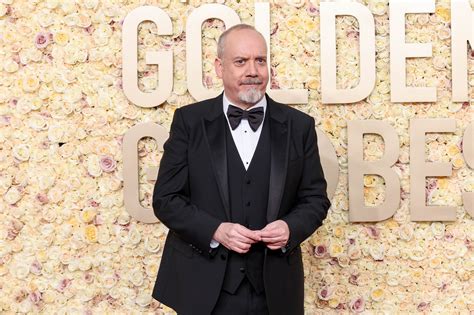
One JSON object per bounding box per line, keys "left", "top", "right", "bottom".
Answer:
{"left": 202, "top": 94, "right": 231, "bottom": 220}
{"left": 266, "top": 97, "right": 290, "bottom": 222}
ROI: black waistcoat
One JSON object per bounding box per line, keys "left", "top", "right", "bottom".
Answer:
{"left": 221, "top": 113, "right": 271, "bottom": 295}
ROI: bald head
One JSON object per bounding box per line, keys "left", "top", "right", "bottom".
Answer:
{"left": 217, "top": 24, "right": 266, "bottom": 59}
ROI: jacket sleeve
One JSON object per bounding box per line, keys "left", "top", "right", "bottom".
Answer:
{"left": 281, "top": 117, "right": 331, "bottom": 254}
{"left": 152, "top": 108, "right": 222, "bottom": 254}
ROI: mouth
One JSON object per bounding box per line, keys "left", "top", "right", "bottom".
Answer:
{"left": 240, "top": 79, "right": 263, "bottom": 86}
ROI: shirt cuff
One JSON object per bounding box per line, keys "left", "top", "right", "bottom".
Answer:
{"left": 281, "top": 239, "right": 291, "bottom": 253}
{"left": 210, "top": 239, "right": 220, "bottom": 248}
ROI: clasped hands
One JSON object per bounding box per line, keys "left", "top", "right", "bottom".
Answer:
{"left": 213, "top": 220, "right": 289, "bottom": 254}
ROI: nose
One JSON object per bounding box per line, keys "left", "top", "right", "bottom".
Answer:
{"left": 246, "top": 61, "right": 258, "bottom": 77}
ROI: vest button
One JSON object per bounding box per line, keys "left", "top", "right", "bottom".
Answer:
{"left": 220, "top": 254, "right": 227, "bottom": 260}
{"left": 246, "top": 180, "right": 251, "bottom": 184}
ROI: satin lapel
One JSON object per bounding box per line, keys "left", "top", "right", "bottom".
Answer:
{"left": 202, "top": 95, "right": 231, "bottom": 221}
{"left": 266, "top": 98, "right": 290, "bottom": 222}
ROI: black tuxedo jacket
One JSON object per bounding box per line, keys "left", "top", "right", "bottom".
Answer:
{"left": 152, "top": 94, "right": 330, "bottom": 315}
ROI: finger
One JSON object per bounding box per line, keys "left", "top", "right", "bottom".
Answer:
{"left": 258, "top": 229, "right": 280, "bottom": 238}
{"left": 261, "top": 236, "right": 283, "bottom": 243}
{"left": 236, "top": 226, "right": 261, "bottom": 242}
{"left": 260, "top": 223, "right": 276, "bottom": 232}
{"left": 229, "top": 229, "right": 259, "bottom": 244}
{"left": 231, "top": 241, "right": 251, "bottom": 253}
{"left": 267, "top": 244, "right": 284, "bottom": 250}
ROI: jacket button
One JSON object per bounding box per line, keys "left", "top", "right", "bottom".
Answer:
{"left": 246, "top": 179, "right": 251, "bottom": 184}
{"left": 239, "top": 267, "right": 245, "bottom": 273}
{"left": 220, "top": 254, "right": 227, "bottom": 260}
{"left": 246, "top": 202, "right": 251, "bottom": 207}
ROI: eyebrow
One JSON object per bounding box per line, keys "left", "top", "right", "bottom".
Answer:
{"left": 232, "top": 55, "right": 267, "bottom": 60}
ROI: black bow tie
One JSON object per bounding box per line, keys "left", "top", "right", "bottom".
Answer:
{"left": 226, "top": 105, "right": 264, "bottom": 131}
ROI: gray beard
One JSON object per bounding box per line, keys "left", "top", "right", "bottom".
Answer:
{"left": 238, "top": 87, "right": 264, "bottom": 105}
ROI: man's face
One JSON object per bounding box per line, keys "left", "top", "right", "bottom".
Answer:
{"left": 215, "top": 29, "right": 269, "bottom": 108}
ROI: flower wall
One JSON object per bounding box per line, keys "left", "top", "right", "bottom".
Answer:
{"left": 0, "top": 0, "right": 473, "bottom": 313}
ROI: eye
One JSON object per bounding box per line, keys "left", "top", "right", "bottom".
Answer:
{"left": 234, "top": 59, "right": 245, "bottom": 66}
{"left": 256, "top": 58, "right": 267, "bottom": 65}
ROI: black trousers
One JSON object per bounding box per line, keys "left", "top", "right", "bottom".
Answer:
{"left": 211, "top": 277, "right": 269, "bottom": 315}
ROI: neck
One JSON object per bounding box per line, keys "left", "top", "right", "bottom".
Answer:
{"left": 225, "top": 94, "right": 263, "bottom": 110}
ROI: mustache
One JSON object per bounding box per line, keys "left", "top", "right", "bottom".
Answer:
{"left": 241, "top": 78, "right": 263, "bottom": 85}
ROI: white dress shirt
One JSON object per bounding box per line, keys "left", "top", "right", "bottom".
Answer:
{"left": 222, "top": 93, "right": 267, "bottom": 170}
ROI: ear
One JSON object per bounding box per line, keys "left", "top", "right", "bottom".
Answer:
{"left": 214, "top": 58, "right": 223, "bottom": 79}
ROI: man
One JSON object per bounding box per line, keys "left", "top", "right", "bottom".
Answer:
{"left": 152, "top": 24, "right": 330, "bottom": 315}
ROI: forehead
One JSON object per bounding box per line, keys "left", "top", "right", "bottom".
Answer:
{"left": 222, "top": 29, "right": 267, "bottom": 58}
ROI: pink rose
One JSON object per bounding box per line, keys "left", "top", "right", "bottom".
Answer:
{"left": 366, "top": 226, "right": 380, "bottom": 239}
{"left": 36, "top": 192, "right": 49, "bottom": 204}
{"left": 29, "top": 290, "right": 42, "bottom": 305}
{"left": 350, "top": 297, "right": 365, "bottom": 313}
{"left": 317, "top": 286, "right": 333, "bottom": 301}
{"left": 307, "top": 3, "right": 319, "bottom": 16}
{"left": 35, "top": 31, "right": 52, "bottom": 49}
{"left": 56, "top": 278, "right": 71, "bottom": 292}
{"left": 30, "top": 260, "right": 42, "bottom": 275}
{"left": 0, "top": 115, "right": 11, "bottom": 125}
{"left": 99, "top": 155, "right": 116, "bottom": 173}
{"left": 417, "top": 302, "right": 430, "bottom": 311}
{"left": 314, "top": 244, "right": 327, "bottom": 258}
{"left": 83, "top": 272, "right": 94, "bottom": 284}
{"left": 349, "top": 274, "right": 359, "bottom": 285}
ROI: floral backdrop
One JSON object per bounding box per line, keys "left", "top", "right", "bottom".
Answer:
{"left": 0, "top": 0, "right": 473, "bottom": 313}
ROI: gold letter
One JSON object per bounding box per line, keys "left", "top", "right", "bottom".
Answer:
{"left": 320, "top": 2, "right": 376, "bottom": 104}
{"left": 123, "top": 123, "right": 168, "bottom": 223}
{"left": 348, "top": 120, "right": 400, "bottom": 222}
{"left": 390, "top": 0, "right": 436, "bottom": 102}
{"left": 122, "top": 6, "right": 173, "bottom": 107}
{"left": 410, "top": 119, "right": 456, "bottom": 221}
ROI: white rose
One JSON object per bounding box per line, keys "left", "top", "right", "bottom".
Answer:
{"left": 13, "top": 262, "right": 30, "bottom": 279}
{"left": 129, "top": 268, "right": 144, "bottom": 287}
{"left": 0, "top": 4, "right": 6, "bottom": 17}
{"left": 144, "top": 236, "right": 161, "bottom": 253}
{"left": 4, "top": 59, "right": 19, "bottom": 73}
{"left": 47, "top": 186, "right": 64, "bottom": 204}
{"left": 369, "top": 0, "right": 388, "bottom": 15}
{"left": 83, "top": 0, "right": 98, "bottom": 10}
{"left": 145, "top": 261, "right": 159, "bottom": 277}
{"left": 0, "top": 173, "right": 12, "bottom": 194}
{"left": 97, "top": 226, "right": 111, "bottom": 245}
{"left": 45, "top": 0, "right": 59, "bottom": 9}
{"left": 369, "top": 245, "right": 385, "bottom": 261}
{"left": 128, "top": 227, "right": 142, "bottom": 245}
{"left": 50, "top": 46, "right": 65, "bottom": 63}
{"left": 52, "top": 77, "right": 68, "bottom": 93}
{"left": 4, "top": 187, "right": 21, "bottom": 204}
{"left": 12, "top": 144, "right": 30, "bottom": 162}
{"left": 86, "top": 155, "right": 102, "bottom": 177}
{"left": 135, "top": 292, "right": 151, "bottom": 307}
{"left": 38, "top": 172, "right": 56, "bottom": 190}
{"left": 17, "top": 299, "right": 32, "bottom": 313}
{"left": 47, "top": 124, "right": 65, "bottom": 143}
{"left": 78, "top": 257, "right": 92, "bottom": 271}
{"left": 286, "top": 0, "right": 305, "bottom": 8}
{"left": 77, "top": 289, "right": 94, "bottom": 302}
{"left": 60, "top": 0, "right": 76, "bottom": 14}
